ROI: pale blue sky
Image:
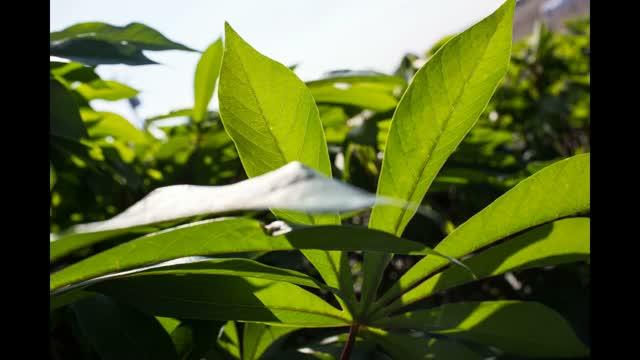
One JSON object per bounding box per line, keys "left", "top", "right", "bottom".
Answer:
{"left": 51, "top": 0, "right": 504, "bottom": 126}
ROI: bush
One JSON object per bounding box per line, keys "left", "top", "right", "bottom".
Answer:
{"left": 50, "top": 1, "right": 590, "bottom": 358}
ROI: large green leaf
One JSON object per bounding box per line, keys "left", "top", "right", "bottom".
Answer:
{"left": 193, "top": 38, "right": 224, "bottom": 122}
{"left": 373, "top": 153, "right": 590, "bottom": 311}
{"left": 50, "top": 217, "right": 452, "bottom": 293}
{"left": 375, "top": 301, "right": 589, "bottom": 358}
{"left": 92, "top": 275, "right": 350, "bottom": 327}
{"left": 50, "top": 22, "right": 195, "bottom": 65}
{"left": 363, "top": 327, "right": 483, "bottom": 360}
{"left": 218, "top": 23, "right": 336, "bottom": 224}
{"left": 243, "top": 323, "right": 298, "bottom": 360}
{"left": 361, "top": 0, "right": 515, "bottom": 313}
{"left": 71, "top": 294, "right": 178, "bottom": 360}
{"left": 306, "top": 72, "right": 405, "bottom": 112}
{"left": 377, "top": 218, "right": 589, "bottom": 315}
{"left": 50, "top": 78, "right": 88, "bottom": 141}
{"left": 56, "top": 257, "right": 331, "bottom": 299}
{"left": 218, "top": 23, "right": 351, "bottom": 308}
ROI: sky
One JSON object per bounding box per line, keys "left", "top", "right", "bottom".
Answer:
{"left": 51, "top": 0, "right": 505, "bottom": 127}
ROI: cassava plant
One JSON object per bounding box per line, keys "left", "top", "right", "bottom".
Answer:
{"left": 50, "top": 0, "right": 590, "bottom": 358}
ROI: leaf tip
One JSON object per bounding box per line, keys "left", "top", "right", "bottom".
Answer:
{"left": 224, "top": 21, "right": 236, "bottom": 37}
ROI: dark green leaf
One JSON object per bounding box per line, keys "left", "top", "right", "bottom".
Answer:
{"left": 50, "top": 22, "right": 195, "bottom": 65}
{"left": 363, "top": 327, "right": 483, "bottom": 360}
{"left": 50, "top": 78, "right": 88, "bottom": 141}
{"left": 51, "top": 22, "right": 195, "bottom": 51}
{"left": 71, "top": 294, "right": 178, "bottom": 360}
{"left": 376, "top": 301, "right": 589, "bottom": 358}
{"left": 92, "top": 275, "right": 350, "bottom": 327}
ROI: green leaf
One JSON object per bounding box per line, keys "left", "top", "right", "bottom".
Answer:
{"left": 50, "top": 22, "right": 195, "bottom": 65}
{"left": 51, "top": 37, "right": 158, "bottom": 66}
{"left": 218, "top": 23, "right": 353, "bottom": 309}
{"left": 50, "top": 224, "right": 166, "bottom": 263}
{"left": 51, "top": 22, "right": 195, "bottom": 51}
{"left": 218, "top": 322, "right": 241, "bottom": 359}
{"left": 218, "top": 23, "right": 336, "bottom": 225}
{"left": 363, "top": 327, "right": 483, "bottom": 360}
{"left": 50, "top": 61, "right": 100, "bottom": 84}
{"left": 376, "top": 301, "right": 589, "bottom": 358}
{"left": 373, "top": 153, "right": 590, "bottom": 312}
{"left": 306, "top": 73, "right": 405, "bottom": 112}
{"left": 146, "top": 108, "right": 193, "bottom": 122}
{"left": 369, "top": 0, "right": 514, "bottom": 236}
{"left": 243, "top": 323, "right": 298, "bottom": 360}
{"left": 71, "top": 294, "right": 178, "bottom": 360}
{"left": 50, "top": 78, "right": 88, "bottom": 141}
{"left": 361, "top": 0, "right": 515, "bottom": 313}
{"left": 156, "top": 316, "right": 181, "bottom": 334}
{"left": 154, "top": 133, "right": 196, "bottom": 160}
{"left": 92, "top": 275, "right": 350, "bottom": 327}
{"left": 56, "top": 257, "right": 331, "bottom": 298}
{"left": 377, "top": 218, "right": 589, "bottom": 315}
{"left": 80, "top": 109, "right": 149, "bottom": 144}
{"left": 75, "top": 80, "right": 139, "bottom": 101}
{"left": 193, "top": 38, "right": 224, "bottom": 122}
{"left": 50, "top": 217, "right": 450, "bottom": 293}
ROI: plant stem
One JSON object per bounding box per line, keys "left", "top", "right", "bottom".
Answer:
{"left": 339, "top": 323, "right": 360, "bottom": 360}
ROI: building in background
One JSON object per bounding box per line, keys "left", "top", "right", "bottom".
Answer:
{"left": 514, "top": 0, "right": 589, "bottom": 39}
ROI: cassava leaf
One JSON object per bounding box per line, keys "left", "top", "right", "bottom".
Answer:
{"left": 376, "top": 218, "right": 589, "bottom": 316}
{"left": 361, "top": 0, "right": 515, "bottom": 314}
{"left": 193, "top": 38, "right": 224, "bottom": 122}
{"left": 218, "top": 23, "right": 353, "bottom": 308}
{"left": 375, "top": 301, "right": 589, "bottom": 358}
{"left": 243, "top": 323, "right": 298, "bottom": 360}
{"left": 92, "top": 275, "right": 351, "bottom": 327}
{"left": 373, "top": 153, "right": 590, "bottom": 312}
{"left": 50, "top": 217, "right": 456, "bottom": 294}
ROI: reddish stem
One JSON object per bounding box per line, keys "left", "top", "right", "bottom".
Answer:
{"left": 339, "top": 323, "right": 360, "bottom": 360}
